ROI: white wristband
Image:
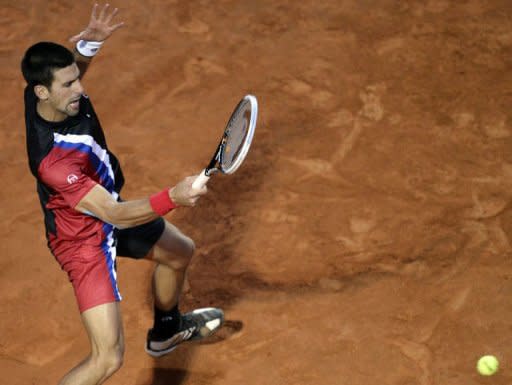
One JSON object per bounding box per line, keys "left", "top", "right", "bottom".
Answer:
{"left": 76, "top": 40, "right": 104, "bottom": 57}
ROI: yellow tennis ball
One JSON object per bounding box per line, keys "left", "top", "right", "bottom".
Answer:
{"left": 477, "top": 355, "right": 499, "bottom": 376}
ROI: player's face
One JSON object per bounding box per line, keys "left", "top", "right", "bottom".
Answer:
{"left": 47, "top": 63, "right": 84, "bottom": 119}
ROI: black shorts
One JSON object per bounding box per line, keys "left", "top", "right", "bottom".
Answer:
{"left": 114, "top": 217, "right": 166, "bottom": 259}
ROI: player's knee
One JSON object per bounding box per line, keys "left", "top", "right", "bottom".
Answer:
{"left": 165, "top": 236, "right": 194, "bottom": 268}
{"left": 178, "top": 236, "right": 195, "bottom": 268}
{"left": 103, "top": 351, "right": 123, "bottom": 377}
{"left": 183, "top": 236, "right": 195, "bottom": 259}
{"left": 107, "top": 350, "right": 124, "bottom": 377}
{"left": 95, "top": 342, "right": 124, "bottom": 377}
{"left": 155, "top": 231, "right": 195, "bottom": 270}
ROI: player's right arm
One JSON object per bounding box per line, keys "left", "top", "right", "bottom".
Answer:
{"left": 38, "top": 151, "right": 205, "bottom": 229}
{"left": 75, "top": 177, "right": 205, "bottom": 229}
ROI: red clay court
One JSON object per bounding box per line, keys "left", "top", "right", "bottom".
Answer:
{"left": 1, "top": 1, "right": 512, "bottom": 384}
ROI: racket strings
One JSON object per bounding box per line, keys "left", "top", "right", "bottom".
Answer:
{"left": 221, "top": 110, "right": 249, "bottom": 169}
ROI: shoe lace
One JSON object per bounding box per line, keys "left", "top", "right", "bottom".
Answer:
{"left": 179, "top": 313, "right": 201, "bottom": 335}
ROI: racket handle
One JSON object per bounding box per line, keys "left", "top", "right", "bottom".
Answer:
{"left": 192, "top": 169, "right": 211, "bottom": 190}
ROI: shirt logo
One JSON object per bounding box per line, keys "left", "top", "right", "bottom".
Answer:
{"left": 67, "top": 174, "right": 79, "bottom": 184}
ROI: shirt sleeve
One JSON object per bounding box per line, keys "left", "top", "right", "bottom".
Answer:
{"left": 38, "top": 150, "right": 98, "bottom": 209}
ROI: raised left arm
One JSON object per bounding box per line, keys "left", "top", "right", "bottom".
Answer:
{"left": 69, "top": 3, "right": 124, "bottom": 78}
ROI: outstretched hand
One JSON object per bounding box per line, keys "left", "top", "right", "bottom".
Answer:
{"left": 69, "top": 3, "right": 124, "bottom": 43}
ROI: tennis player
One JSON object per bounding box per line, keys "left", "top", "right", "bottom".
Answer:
{"left": 21, "top": 4, "right": 223, "bottom": 384}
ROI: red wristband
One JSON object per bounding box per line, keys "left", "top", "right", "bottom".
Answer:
{"left": 149, "top": 189, "right": 178, "bottom": 216}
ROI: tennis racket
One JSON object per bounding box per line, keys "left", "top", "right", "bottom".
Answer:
{"left": 192, "top": 94, "right": 258, "bottom": 190}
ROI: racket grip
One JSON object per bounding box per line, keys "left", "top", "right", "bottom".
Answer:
{"left": 192, "top": 169, "right": 211, "bottom": 190}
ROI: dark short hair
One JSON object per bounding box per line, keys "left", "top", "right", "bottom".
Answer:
{"left": 21, "top": 42, "right": 75, "bottom": 88}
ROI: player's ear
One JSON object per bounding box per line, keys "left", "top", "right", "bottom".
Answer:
{"left": 34, "top": 84, "right": 50, "bottom": 101}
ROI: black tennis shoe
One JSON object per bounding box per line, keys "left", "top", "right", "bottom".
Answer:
{"left": 145, "top": 307, "right": 224, "bottom": 357}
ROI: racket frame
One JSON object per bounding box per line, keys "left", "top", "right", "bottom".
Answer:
{"left": 192, "top": 94, "right": 258, "bottom": 190}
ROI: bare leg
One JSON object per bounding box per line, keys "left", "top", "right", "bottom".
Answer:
{"left": 58, "top": 302, "right": 124, "bottom": 385}
{"left": 145, "top": 221, "right": 223, "bottom": 357}
{"left": 153, "top": 264, "right": 185, "bottom": 310}
{"left": 147, "top": 220, "right": 195, "bottom": 311}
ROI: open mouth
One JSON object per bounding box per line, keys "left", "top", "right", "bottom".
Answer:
{"left": 69, "top": 98, "right": 80, "bottom": 110}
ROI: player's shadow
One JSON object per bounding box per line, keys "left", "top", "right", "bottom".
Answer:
{"left": 150, "top": 368, "right": 187, "bottom": 385}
